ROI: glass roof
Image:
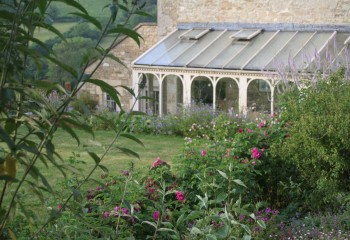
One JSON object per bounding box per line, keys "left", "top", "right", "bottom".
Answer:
{"left": 134, "top": 27, "right": 350, "bottom": 72}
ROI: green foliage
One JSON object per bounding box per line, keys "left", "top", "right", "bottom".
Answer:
{"left": 47, "top": 37, "right": 94, "bottom": 84}
{"left": 71, "top": 90, "right": 99, "bottom": 114}
{"left": 0, "top": 0, "right": 146, "bottom": 238}
{"left": 272, "top": 68, "right": 350, "bottom": 211}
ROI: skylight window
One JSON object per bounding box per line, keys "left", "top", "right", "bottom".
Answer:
{"left": 230, "top": 29, "right": 262, "bottom": 40}
{"left": 179, "top": 29, "right": 210, "bottom": 40}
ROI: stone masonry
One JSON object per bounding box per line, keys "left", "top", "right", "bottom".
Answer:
{"left": 83, "top": 0, "right": 350, "bottom": 112}
{"left": 83, "top": 23, "right": 158, "bottom": 111}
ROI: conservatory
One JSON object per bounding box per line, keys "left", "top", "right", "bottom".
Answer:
{"left": 131, "top": 23, "right": 350, "bottom": 115}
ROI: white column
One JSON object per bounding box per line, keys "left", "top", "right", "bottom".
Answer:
{"left": 213, "top": 77, "right": 217, "bottom": 111}
{"left": 132, "top": 70, "right": 139, "bottom": 112}
{"left": 239, "top": 77, "right": 248, "bottom": 115}
{"left": 159, "top": 75, "right": 163, "bottom": 116}
{"left": 183, "top": 74, "right": 191, "bottom": 107}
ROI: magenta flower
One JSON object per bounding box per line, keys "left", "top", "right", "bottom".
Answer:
{"left": 102, "top": 211, "right": 110, "bottom": 219}
{"left": 200, "top": 150, "right": 207, "bottom": 156}
{"left": 121, "top": 170, "right": 129, "bottom": 176}
{"left": 238, "top": 128, "right": 243, "bottom": 133}
{"left": 247, "top": 129, "right": 253, "bottom": 133}
{"left": 121, "top": 208, "right": 129, "bottom": 215}
{"left": 175, "top": 190, "right": 185, "bottom": 202}
{"left": 151, "top": 157, "right": 165, "bottom": 169}
{"left": 153, "top": 210, "right": 160, "bottom": 221}
{"left": 251, "top": 147, "right": 262, "bottom": 159}
{"left": 258, "top": 121, "right": 264, "bottom": 128}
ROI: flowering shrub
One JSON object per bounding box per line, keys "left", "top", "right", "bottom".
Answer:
{"left": 38, "top": 157, "right": 261, "bottom": 239}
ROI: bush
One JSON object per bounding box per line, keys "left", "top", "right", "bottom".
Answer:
{"left": 272, "top": 68, "right": 350, "bottom": 211}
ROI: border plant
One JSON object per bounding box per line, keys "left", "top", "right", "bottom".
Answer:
{"left": 0, "top": 0, "right": 153, "bottom": 237}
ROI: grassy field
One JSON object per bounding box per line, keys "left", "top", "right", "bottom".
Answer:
{"left": 40, "top": 129, "right": 185, "bottom": 182}
{"left": 34, "top": 22, "right": 77, "bottom": 42}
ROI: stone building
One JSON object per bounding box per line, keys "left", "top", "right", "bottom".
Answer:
{"left": 84, "top": 0, "right": 350, "bottom": 114}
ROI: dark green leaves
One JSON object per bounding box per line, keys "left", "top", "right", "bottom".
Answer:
{"left": 84, "top": 79, "right": 122, "bottom": 109}
{"left": 107, "top": 26, "right": 143, "bottom": 47}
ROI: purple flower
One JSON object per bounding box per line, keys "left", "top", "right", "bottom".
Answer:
{"left": 200, "top": 150, "right": 207, "bottom": 156}
{"left": 175, "top": 190, "right": 185, "bottom": 202}
{"left": 153, "top": 210, "right": 160, "bottom": 221}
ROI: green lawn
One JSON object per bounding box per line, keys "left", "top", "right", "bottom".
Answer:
{"left": 45, "top": 129, "right": 184, "bottom": 180}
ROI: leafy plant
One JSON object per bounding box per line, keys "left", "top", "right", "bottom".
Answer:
{"left": 0, "top": 0, "right": 152, "bottom": 237}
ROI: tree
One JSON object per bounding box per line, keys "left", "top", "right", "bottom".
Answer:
{"left": 47, "top": 37, "right": 94, "bottom": 85}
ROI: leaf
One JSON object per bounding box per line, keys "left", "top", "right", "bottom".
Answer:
{"left": 217, "top": 169, "right": 228, "bottom": 179}
{"left": 120, "top": 133, "right": 144, "bottom": 147}
{"left": 98, "top": 165, "right": 109, "bottom": 174}
{"left": 176, "top": 213, "right": 185, "bottom": 228}
{"left": 243, "top": 235, "right": 252, "bottom": 240}
{"left": 158, "top": 228, "right": 176, "bottom": 233}
{"left": 0, "top": 155, "right": 17, "bottom": 179}
{"left": 34, "top": 0, "right": 47, "bottom": 15}
{"left": 59, "top": 121, "right": 80, "bottom": 145}
{"left": 36, "top": 22, "right": 66, "bottom": 42}
{"left": 54, "top": 0, "right": 88, "bottom": 14}
{"left": 233, "top": 179, "right": 247, "bottom": 188}
{"left": 107, "top": 26, "right": 143, "bottom": 47}
{"left": 116, "top": 85, "right": 135, "bottom": 97}
{"left": 70, "top": 12, "right": 102, "bottom": 30}
{"left": 114, "top": 146, "right": 139, "bottom": 159}
{"left": 190, "top": 227, "right": 203, "bottom": 235}
{"left": 186, "top": 211, "right": 202, "bottom": 221}
{"left": 241, "top": 224, "right": 251, "bottom": 235}
{"left": 257, "top": 219, "right": 266, "bottom": 229}
{"left": 215, "top": 192, "right": 228, "bottom": 203}
{"left": 106, "top": 53, "right": 127, "bottom": 68}
{"left": 7, "top": 228, "right": 16, "bottom": 240}
{"left": 0, "top": 127, "right": 15, "bottom": 151}
{"left": 84, "top": 79, "right": 121, "bottom": 109}
{"left": 109, "top": 4, "right": 118, "bottom": 23}
{"left": 45, "top": 55, "right": 78, "bottom": 78}
{"left": 88, "top": 151, "right": 101, "bottom": 164}
{"left": 142, "top": 221, "right": 157, "bottom": 229}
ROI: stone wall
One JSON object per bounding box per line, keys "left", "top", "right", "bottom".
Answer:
{"left": 83, "top": 23, "right": 158, "bottom": 111}
{"left": 158, "top": 0, "right": 350, "bottom": 37}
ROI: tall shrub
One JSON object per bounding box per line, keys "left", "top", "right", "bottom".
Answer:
{"left": 272, "top": 68, "right": 350, "bottom": 211}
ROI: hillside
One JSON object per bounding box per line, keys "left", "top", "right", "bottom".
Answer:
{"left": 35, "top": 0, "right": 157, "bottom": 42}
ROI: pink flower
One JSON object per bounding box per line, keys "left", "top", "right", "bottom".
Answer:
{"left": 103, "top": 211, "right": 110, "bottom": 219}
{"left": 121, "top": 208, "right": 129, "bottom": 215}
{"left": 258, "top": 121, "right": 264, "bottom": 128}
{"left": 247, "top": 129, "right": 253, "bottom": 133}
{"left": 57, "top": 204, "right": 62, "bottom": 210}
{"left": 121, "top": 170, "right": 129, "bottom": 176}
{"left": 251, "top": 161, "right": 256, "bottom": 165}
{"left": 238, "top": 128, "right": 243, "bottom": 133}
{"left": 153, "top": 210, "right": 160, "bottom": 221}
{"left": 264, "top": 130, "right": 267, "bottom": 136}
{"left": 151, "top": 157, "right": 165, "bottom": 169}
{"left": 200, "top": 150, "right": 207, "bottom": 156}
{"left": 251, "top": 147, "right": 263, "bottom": 159}
{"left": 175, "top": 190, "right": 185, "bottom": 202}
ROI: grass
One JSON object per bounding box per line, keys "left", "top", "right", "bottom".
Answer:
{"left": 34, "top": 22, "right": 77, "bottom": 42}
{"left": 46, "top": 128, "right": 184, "bottom": 180}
